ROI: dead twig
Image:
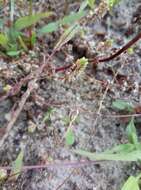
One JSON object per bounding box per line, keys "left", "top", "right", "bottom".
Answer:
{"left": 0, "top": 52, "right": 55, "bottom": 148}
{"left": 54, "top": 169, "right": 75, "bottom": 190}
{"left": 91, "top": 58, "right": 127, "bottom": 133}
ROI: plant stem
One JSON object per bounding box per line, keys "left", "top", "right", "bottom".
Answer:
{"left": 29, "top": 0, "right": 33, "bottom": 49}
{"left": 54, "top": 31, "right": 141, "bottom": 73}
{"left": 89, "top": 31, "right": 141, "bottom": 63}
{"left": 10, "top": 0, "right": 14, "bottom": 23}
{"left": 29, "top": 0, "right": 33, "bottom": 16}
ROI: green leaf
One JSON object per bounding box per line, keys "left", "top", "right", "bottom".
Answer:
{"left": 103, "top": 143, "right": 135, "bottom": 154}
{"left": 59, "top": 11, "right": 86, "bottom": 26}
{"left": 11, "top": 149, "right": 24, "bottom": 179}
{"left": 87, "top": 0, "right": 95, "bottom": 9}
{"left": 55, "top": 24, "right": 80, "bottom": 50}
{"left": 0, "top": 19, "right": 4, "bottom": 29}
{"left": 43, "top": 107, "right": 54, "bottom": 123}
{"left": 39, "top": 22, "right": 59, "bottom": 34}
{"left": 8, "top": 27, "right": 21, "bottom": 43}
{"left": 79, "top": 1, "right": 88, "bottom": 11}
{"left": 7, "top": 50, "right": 21, "bottom": 57}
{"left": 15, "top": 12, "right": 52, "bottom": 30}
{"left": 112, "top": 100, "right": 133, "bottom": 112}
{"left": 31, "top": 31, "right": 36, "bottom": 46}
{"left": 10, "top": 0, "right": 15, "bottom": 22}
{"left": 62, "top": 116, "right": 71, "bottom": 126}
{"left": 121, "top": 176, "right": 139, "bottom": 190}
{"left": 74, "top": 149, "right": 141, "bottom": 161}
{"left": 18, "top": 35, "right": 28, "bottom": 51}
{"left": 126, "top": 118, "right": 138, "bottom": 146}
{"left": 39, "top": 11, "right": 86, "bottom": 35}
{"left": 65, "top": 128, "right": 75, "bottom": 145}
{"left": 107, "top": 0, "right": 122, "bottom": 9}
{"left": 0, "top": 33, "right": 9, "bottom": 47}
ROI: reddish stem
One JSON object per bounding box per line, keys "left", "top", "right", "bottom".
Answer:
{"left": 95, "top": 31, "right": 141, "bottom": 63}
{"left": 55, "top": 31, "right": 141, "bottom": 72}
{"left": 55, "top": 64, "right": 72, "bottom": 72}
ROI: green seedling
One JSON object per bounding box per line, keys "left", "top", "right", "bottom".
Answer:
{"left": 0, "top": 0, "right": 52, "bottom": 57}
{"left": 121, "top": 173, "right": 141, "bottom": 190}
{"left": 107, "top": 0, "right": 122, "bottom": 9}
{"left": 74, "top": 118, "right": 141, "bottom": 161}
{"left": 11, "top": 149, "right": 24, "bottom": 180}
{"left": 112, "top": 99, "right": 134, "bottom": 112}
{"left": 43, "top": 107, "right": 55, "bottom": 125}
{"left": 126, "top": 118, "right": 138, "bottom": 147}
{"left": 87, "top": 0, "right": 95, "bottom": 9}
{"left": 74, "top": 118, "right": 141, "bottom": 189}
{"left": 0, "top": 0, "right": 88, "bottom": 58}
{"left": 64, "top": 111, "right": 79, "bottom": 146}
{"left": 65, "top": 128, "right": 75, "bottom": 146}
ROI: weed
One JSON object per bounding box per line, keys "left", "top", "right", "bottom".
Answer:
{"left": 74, "top": 100, "right": 141, "bottom": 189}
{"left": 0, "top": 0, "right": 87, "bottom": 57}
{"left": 11, "top": 149, "right": 24, "bottom": 180}
{"left": 121, "top": 173, "right": 141, "bottom": 190}
{"left": 0, "top": 0, "right": 140, "bottom": 189}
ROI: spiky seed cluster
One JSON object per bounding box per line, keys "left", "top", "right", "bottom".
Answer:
{"left": 64, "top": 57, "right": 88, "bottom": 82}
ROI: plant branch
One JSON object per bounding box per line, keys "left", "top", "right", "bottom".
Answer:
{"left": 89, "top": 31, "right": 141, "bottom": 63}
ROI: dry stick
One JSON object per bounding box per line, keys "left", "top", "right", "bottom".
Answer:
{"left": 58, "top": 105, "right": 141, "bottom": 118}
{"left": 54, "top": 169, "right": 75, "bottom": 190}
{"left": 1, "top": 31, "right": 141, "bottom": 147}
{"left": 1, "top": 31, "right": 141, "bottom": 102}
{"left": 89, "top": 31, "right": 141, "bottom": 130}
{"left": 0, "top": 52, "right": 56, "bottom": 148}
{"left": 92, "top": 59, "right": 126, "bottom": 131}
{"left": 0, "top": 80, "right": 37, "bottom": 148}
{"left": 0, "top": 25, "right": 79, "bottom": 147}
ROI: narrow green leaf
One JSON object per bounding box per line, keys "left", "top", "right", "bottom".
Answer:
{"left": 18, "top": 36, "right": 28, "bottom": 51}
{"left": 112, "top": 100, "right": 133, "bottom": 112}
{"left": 107, "top": 0, "right": 122, "bottom": 9}
{"left": 121, "top": 176, "right": 139, "bottom": 190}
{"left": 43, "top": 107, "right": 54, "bottom": 123}
{"left": 15, "top": 12, "right": 52, "bottom": 30}
{"left": 79, "top": 1, "right": 88, "bottom": 11}
{"left": 39, "top": 22, "right": 59, "bottom": 34}
{"left": 74, "top": 148, "right": 141, "bottom": 161}
{"left": 31, "top": 31, "right": 36, "bottom": 46}
{"left": 10, "top": 0, "right": 15, "bottom": 22}
{"left": 7, "top": 50, "right": 21, "bottom": 57}
{"left": 8, "top": 27, "right": 21, "bottom": 43}
{"left": 0, "top": 19, "right": 4, "bottom": 29}
{"left": 126, "top": 118, "right": 138, "bottom": 146}
{"left": 55, "top": 24, "right": 80, "bottom": 50}
{"left": 0, "top": 33, "right": 8, "bottom": 47}
{"left": 65, "top": 128, "right": 75, "bottom": 145}
{"left": 39, "top": 11, "right": 86, "bottom": 35}
{"left": 103, "top": 143, "right": 135, "bottom": 154}
{"left": 59, "top": 11, "right": 86, "bottom": 26}
{"left": 87, "top": 0, "right": 95, "bottom": 9}
{"left": 11, "top": 149, "right": 24, "bottom": 179}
